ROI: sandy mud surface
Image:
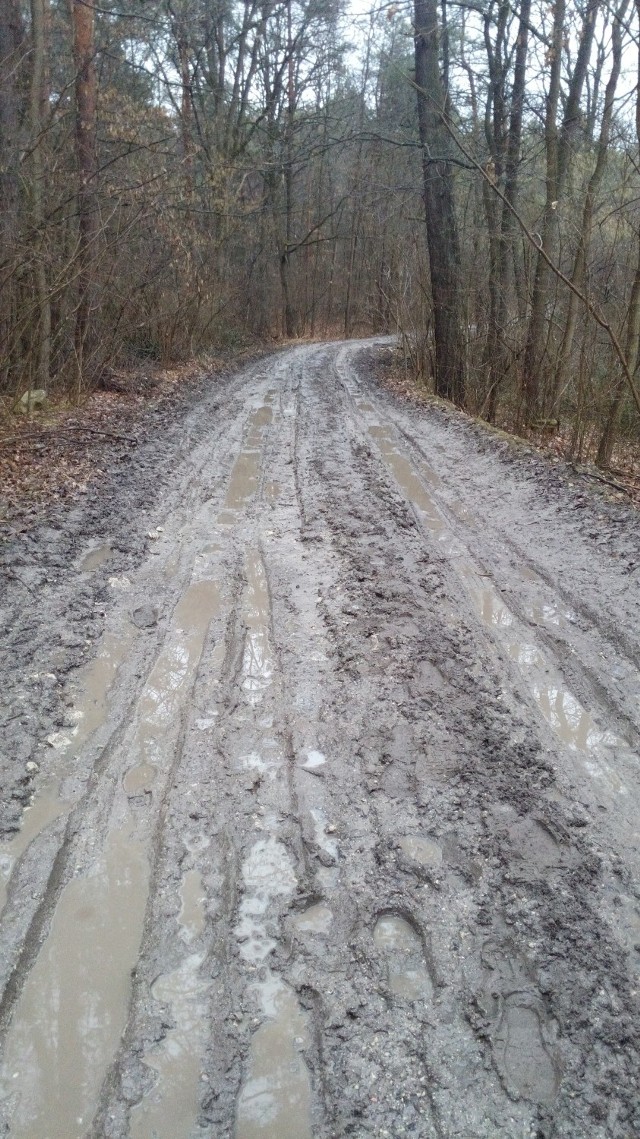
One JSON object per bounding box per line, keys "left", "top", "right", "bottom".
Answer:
{"left": 0, "top": 339, "right": 639, "bottom": 1138}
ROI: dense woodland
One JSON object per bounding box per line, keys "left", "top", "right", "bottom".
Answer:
{"left": 2, "top": 0, "right": 640, "bottom": 465}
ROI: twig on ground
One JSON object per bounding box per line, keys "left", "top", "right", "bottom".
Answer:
{"left": 609, "top": 466, "right": 640, "bottom": 484}
{"left": 59, "top": 426, "right": 138, "bottom": 444}
{"left": 569, "top": 463, "right": 634, "bottom": 496}
{"left": 0, "top": 432, "right": 51, "bottom": 447}
{"left": 0, "top": 425, "right": 138, "bottom": 448}
{"left": 5, "top": 568, "right": 38, "bottom": 597}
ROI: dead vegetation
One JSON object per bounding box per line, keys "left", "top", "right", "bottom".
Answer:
{"left": 0, "top": 349, "right": 263, "bottom": 528}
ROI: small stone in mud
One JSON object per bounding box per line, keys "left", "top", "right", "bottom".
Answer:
{"left": 131, "top": 605, "right": 159, "bottom": 629}
{"left": 46, "top": 731, "right": 70, "bottom": 749}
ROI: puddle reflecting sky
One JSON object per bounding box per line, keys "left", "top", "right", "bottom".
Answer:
{"left": 129, "top": 952, "right": 209, "bottom": 1139}
{"left": 234, "top": 839, "right": 313, "bottom": 1138}
{"left": 223, "top": 405, "right": 273, "bottom": 514}
{"left": 80, "top": 543, "right": 112, "bottom": 572}
{"left": 0, "top": 576, "right": 222, "bottom": 1137}
{"left": 0, "top": 829, "right": 148, "bottom": 1139}
{"left": 242, "top": 551, "right": 274, "bottom": 705}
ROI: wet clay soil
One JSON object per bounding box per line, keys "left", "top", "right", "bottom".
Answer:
{"left": 0, "top": 340, "right": 639, "bottom": 1137}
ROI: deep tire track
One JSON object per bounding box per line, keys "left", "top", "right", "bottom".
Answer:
{"left": 0, "top": 341, "right": 638, "bottom": 1139}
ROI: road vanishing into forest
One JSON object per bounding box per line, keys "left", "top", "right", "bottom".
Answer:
{"left": 0, "top": 339, "right": 639, "bottom": 1139}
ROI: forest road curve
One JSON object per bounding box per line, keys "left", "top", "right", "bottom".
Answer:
{"left": 0, "top": 338, "right": 638, "bottom": 1139}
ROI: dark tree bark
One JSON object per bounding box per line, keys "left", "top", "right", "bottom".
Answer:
{"left": 554, "top": 0, "right": 626, "bottom": 413}
{"left": 30, "top": 0, "right": 51, "bottom": 391}
{"left": 72, "top": 0, "right": 98, "bottom": 387}
{"left": 414, "top": 0, "right": 465, "bottom": 405}
{"left": 0, "top": 0, "right": 24, "bottom": 389}
{"left": 487, "top": 0, "right": 531, "bottom": 420}
{"left": 522, "top": 0, "right": 600, "bottom": 419}
{"left": 479, "top": 0, "right": 509, "bottom": 418}
{"left": 0, "top": 0, "right": 23, "bottom": 255}
{"left": 596, "top": 0, "right": 640, "bottom": 467}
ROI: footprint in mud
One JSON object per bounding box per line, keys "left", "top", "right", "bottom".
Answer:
{"left": 294, "top": 903, "right": 333, "bottom": 934}
{"left": 492, "top": 993, "right": 561, "bottom": 1104}
{"left": 477, "top": 941, "right": 561, "bottom": 1105}
{"left": 508, "top": 815, "right": 575, "bottom": 879}
{"left": 373, "top": 912, "right": 432, "bottom": 1000}
{"left": 236, "top": 979, "right": 312, "bottom": 1139}
{"left": 399, "top": 834, "right": 443, "bottom": 870}
{"left": 123, "top": 763, "right": 156, "bottom": 797}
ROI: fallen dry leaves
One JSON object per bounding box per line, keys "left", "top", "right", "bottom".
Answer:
{"left": 0, "top": 349, "right": 260, "bottom": 529}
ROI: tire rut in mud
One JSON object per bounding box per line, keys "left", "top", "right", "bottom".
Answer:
{"left": 0, "top": 341, "right": 638, "bottom": 1139}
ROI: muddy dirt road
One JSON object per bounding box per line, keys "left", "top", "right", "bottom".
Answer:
{"left": 0, "top": 340, "right": 639, "bottom": 1139}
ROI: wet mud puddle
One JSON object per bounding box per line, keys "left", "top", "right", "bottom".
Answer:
{"left": 231, "top": 549, "right": 314, "bottom": 1138}
{"left": 235, "top": 838, "right": 312, "bottom": 1139}
{"left": 0, "top": 629, "right": 135, "bottom": 921}
{"left": 80, "top": 541, "right": 113, "bottom": 572}
{"left": 218, "top": 403, "right": 274, "bottom": 524}
{"left": 361, "top": 413, "right": 637, "bottom": 820}
{"left": 242, "top": 548, "right": 274, "bottom": 705}
{"left": 0, "top": 780, "right": 66, "bottom": 919}
{"left": 0, "top": 576, "right": 222, "bottom": 1139}
{"left": 131, "top": 543, "right": 314, "bottom": 1137}
{"left": 128, "top": 868, "right": 210, "bottom": 1137}
{"left": 0, "top": 825, "right": 148, "bottom": 1139}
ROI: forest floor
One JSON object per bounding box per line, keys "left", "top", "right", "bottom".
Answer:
{"left": 0, "top": 338, "right": 639, "bottom": 1139}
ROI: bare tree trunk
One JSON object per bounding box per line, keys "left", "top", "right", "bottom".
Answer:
{"left": 279, "top": 251, "right": 295, "bottom": 338}
{"left": 521, "top": 0, "right": 565, "bottom": 419}
{"left": 343, "top": 228, "right": 358, "bottom": 337}
{"left": 488, "top": 0, "right": 531, "bottom": 419}
{"left": 309, "top": 96, "right": 333, "bottom": 336}
{"left": 169, "top": 4, "right": 195, "bottom": 192}
{"left": 414, "top": 0, "right": 465, "bottom": 405}
{"left": 523, "top": 0, "right": 600, "bottom": 419}
{"left": 344, "top": 17, "right": 373, "bottom": 338}
{"left": 30, "top": 0, "right": 51, "bottom": 392}
{"left": 326, "top": 237, "right": 337, "bottom": 332}
{"left": 596, "top": 0, "right": 640, "bottom": 467}
{"left": 0, "top": 0, "right": 23, "bottom": 254}
{"left": 553, "top": 1, "right": 625, "bottom": 413}
{"left": 596, "top": 259, "right": 640, "bottom": 467}
{"left": 72, "top": 0, "right": 98, "bottom": 389}
{"left": 0, "top": 0, "right": 24, "bottom": 390}
{"left": 281, "top": 0, "right": 296, "bottom": 337}
{"left": 479, "top": 0, "right": 508, "bottom": 418}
